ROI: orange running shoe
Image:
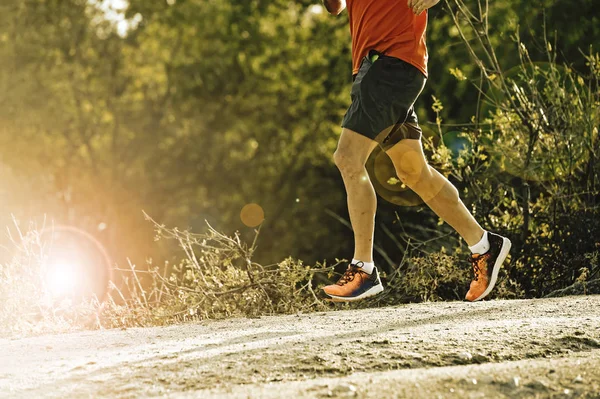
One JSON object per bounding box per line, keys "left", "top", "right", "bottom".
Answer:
{"left": 322, "top": 262, "right": 383, "bottom": 302}
{"left": 465, "top": 232, "right": 512, "bottom": 302}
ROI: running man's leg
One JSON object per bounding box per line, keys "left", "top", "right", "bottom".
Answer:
{"left": 385, "top": 136, "right": 484, "bottom": 245}
{"left": 322, "top": 127, "right": 384, "bottom": 302}
{"left": 386, "top": 136, "right": 511, "bottom": 301}
{"left": 333, "top": 128, "right": 379, "bottom": 262}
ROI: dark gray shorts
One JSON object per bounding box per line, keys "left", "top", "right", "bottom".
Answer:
{"left": 341, "top": 50, "right": 427, "bottom": 147}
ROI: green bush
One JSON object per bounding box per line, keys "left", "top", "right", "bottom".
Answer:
{"left": 417, "top": 0, "right": 600, "bottom": 298}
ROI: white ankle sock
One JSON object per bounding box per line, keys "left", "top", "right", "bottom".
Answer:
{"left": 469, "top": 231, "right": 490, "bottom": 254}
{"left": 352, "top": 259, "right": 375, "bottom": 274}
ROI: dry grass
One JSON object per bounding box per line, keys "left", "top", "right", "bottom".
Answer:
{"left": 0, "top": 211, "right": 563, "bottom": 338}
{"left": 0, "top": 215, "right": 340, "bottom": 336}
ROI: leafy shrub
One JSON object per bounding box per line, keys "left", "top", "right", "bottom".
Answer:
{"left": 386, "top": 251, "right": 468, "bottom": 303}
{"left": 424, "top": 0, "right": 600, "bottom": 297}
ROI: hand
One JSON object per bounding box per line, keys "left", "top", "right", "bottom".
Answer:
{"left": 323, "top": 0, "right": 346, "bottom": 15}
{"left": 407, "top": 0, "right": 440, "bottom": 15}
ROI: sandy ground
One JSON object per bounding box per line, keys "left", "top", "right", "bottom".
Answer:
{"left": 1, "top": 296, "right": 600, "bottom": 398}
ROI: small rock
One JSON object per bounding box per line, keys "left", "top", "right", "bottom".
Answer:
{"left": 525, "top": 380, "right": 550, "bottom": 391}
{"left": 478, "top": 376, "right": 495, "bottom": 384}
{"left": 459, "top": 352, "right": 473, "bottom": 361}
{"left": 573, "top": 375, "right": 583, "bottom": 383}
{"left": 472, "top": 353, "right": 489, "bottom": 363}
{"left": 513, "top": 377, "right": 520, "bottom": 387}
{"left": 331, "top": 383, "right": 358, "bottom": 397}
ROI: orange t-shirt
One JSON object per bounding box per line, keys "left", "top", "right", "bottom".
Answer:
{"left": 347, "top": 0, "right": 428, "bottom": 77}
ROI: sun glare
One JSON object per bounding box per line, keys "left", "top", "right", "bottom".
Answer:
{"left": 308, "top": 4, "right": 324, "bottom": 14}
{"left": 47, "top": 260, "right": 82, "bottom": 298}
{"left": 94, "top": 0, "right": 142, "bottom": 37}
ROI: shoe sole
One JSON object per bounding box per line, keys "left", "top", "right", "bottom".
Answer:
{"left": 472, "top": 237, "right": 512, "bottom": 302}
{"left": 325, "top": 283, "right": 384, "bottom": 302}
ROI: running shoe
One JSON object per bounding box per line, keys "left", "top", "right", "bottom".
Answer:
{"left": 465, "top": 232, "right": 512, "bottom": 301}
{"left": 322, "top": 262, "right": 384, "bottom": 302}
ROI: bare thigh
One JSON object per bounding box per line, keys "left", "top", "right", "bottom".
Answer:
{"left": 334, "top": 128, "right": 379, "bottom": 169}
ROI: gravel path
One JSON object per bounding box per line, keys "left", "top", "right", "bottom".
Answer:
{"left": 1, "top": 296, "right": 600, "bottom": 398}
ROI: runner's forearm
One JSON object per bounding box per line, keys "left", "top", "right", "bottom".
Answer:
{"left": 323, "top": 0, "right": 346, "bottom": 15}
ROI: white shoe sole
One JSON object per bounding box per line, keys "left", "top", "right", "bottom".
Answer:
{"left": 472, "top": 237, "right": 512, "bottom": 302}
{"left": 326, "top": 283, "right": 384, "bottom": 302}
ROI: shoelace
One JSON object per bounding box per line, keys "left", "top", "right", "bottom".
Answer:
{"left": 336, "top": 265, "right": 361, "bottom": 286}
{"left": 468, "top": 254, "right": 486, "bottom": 281}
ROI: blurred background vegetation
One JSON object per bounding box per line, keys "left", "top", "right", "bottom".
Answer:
{"left": 0, "top": 0, "right": 599, "bottom": 332}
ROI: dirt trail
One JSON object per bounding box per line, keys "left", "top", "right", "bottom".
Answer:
{"left": 1, "top": 296, "right": 600, "bottom": 398}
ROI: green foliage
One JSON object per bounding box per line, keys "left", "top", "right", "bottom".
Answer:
{"left": 0, "top": 0, "right": 356, "bottom": 267}
{"left": 425, "top": 0, "right": 600, "bottom": 297}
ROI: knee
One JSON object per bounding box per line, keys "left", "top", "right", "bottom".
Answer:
{"left": 333, "top": 149, "right": 365, "bottom": 178}
{"left": 394, "top": 159, "right": 429, "bottom": 187}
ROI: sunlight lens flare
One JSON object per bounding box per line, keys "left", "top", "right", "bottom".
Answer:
{"left": 240, "top": 203, "right": 265, "bottom": 227}
{"left": 38, "top": 225, "right": 113, "bottom": 302}
{"left": 47, "top": 259, "right": 83, "bottom": 298}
